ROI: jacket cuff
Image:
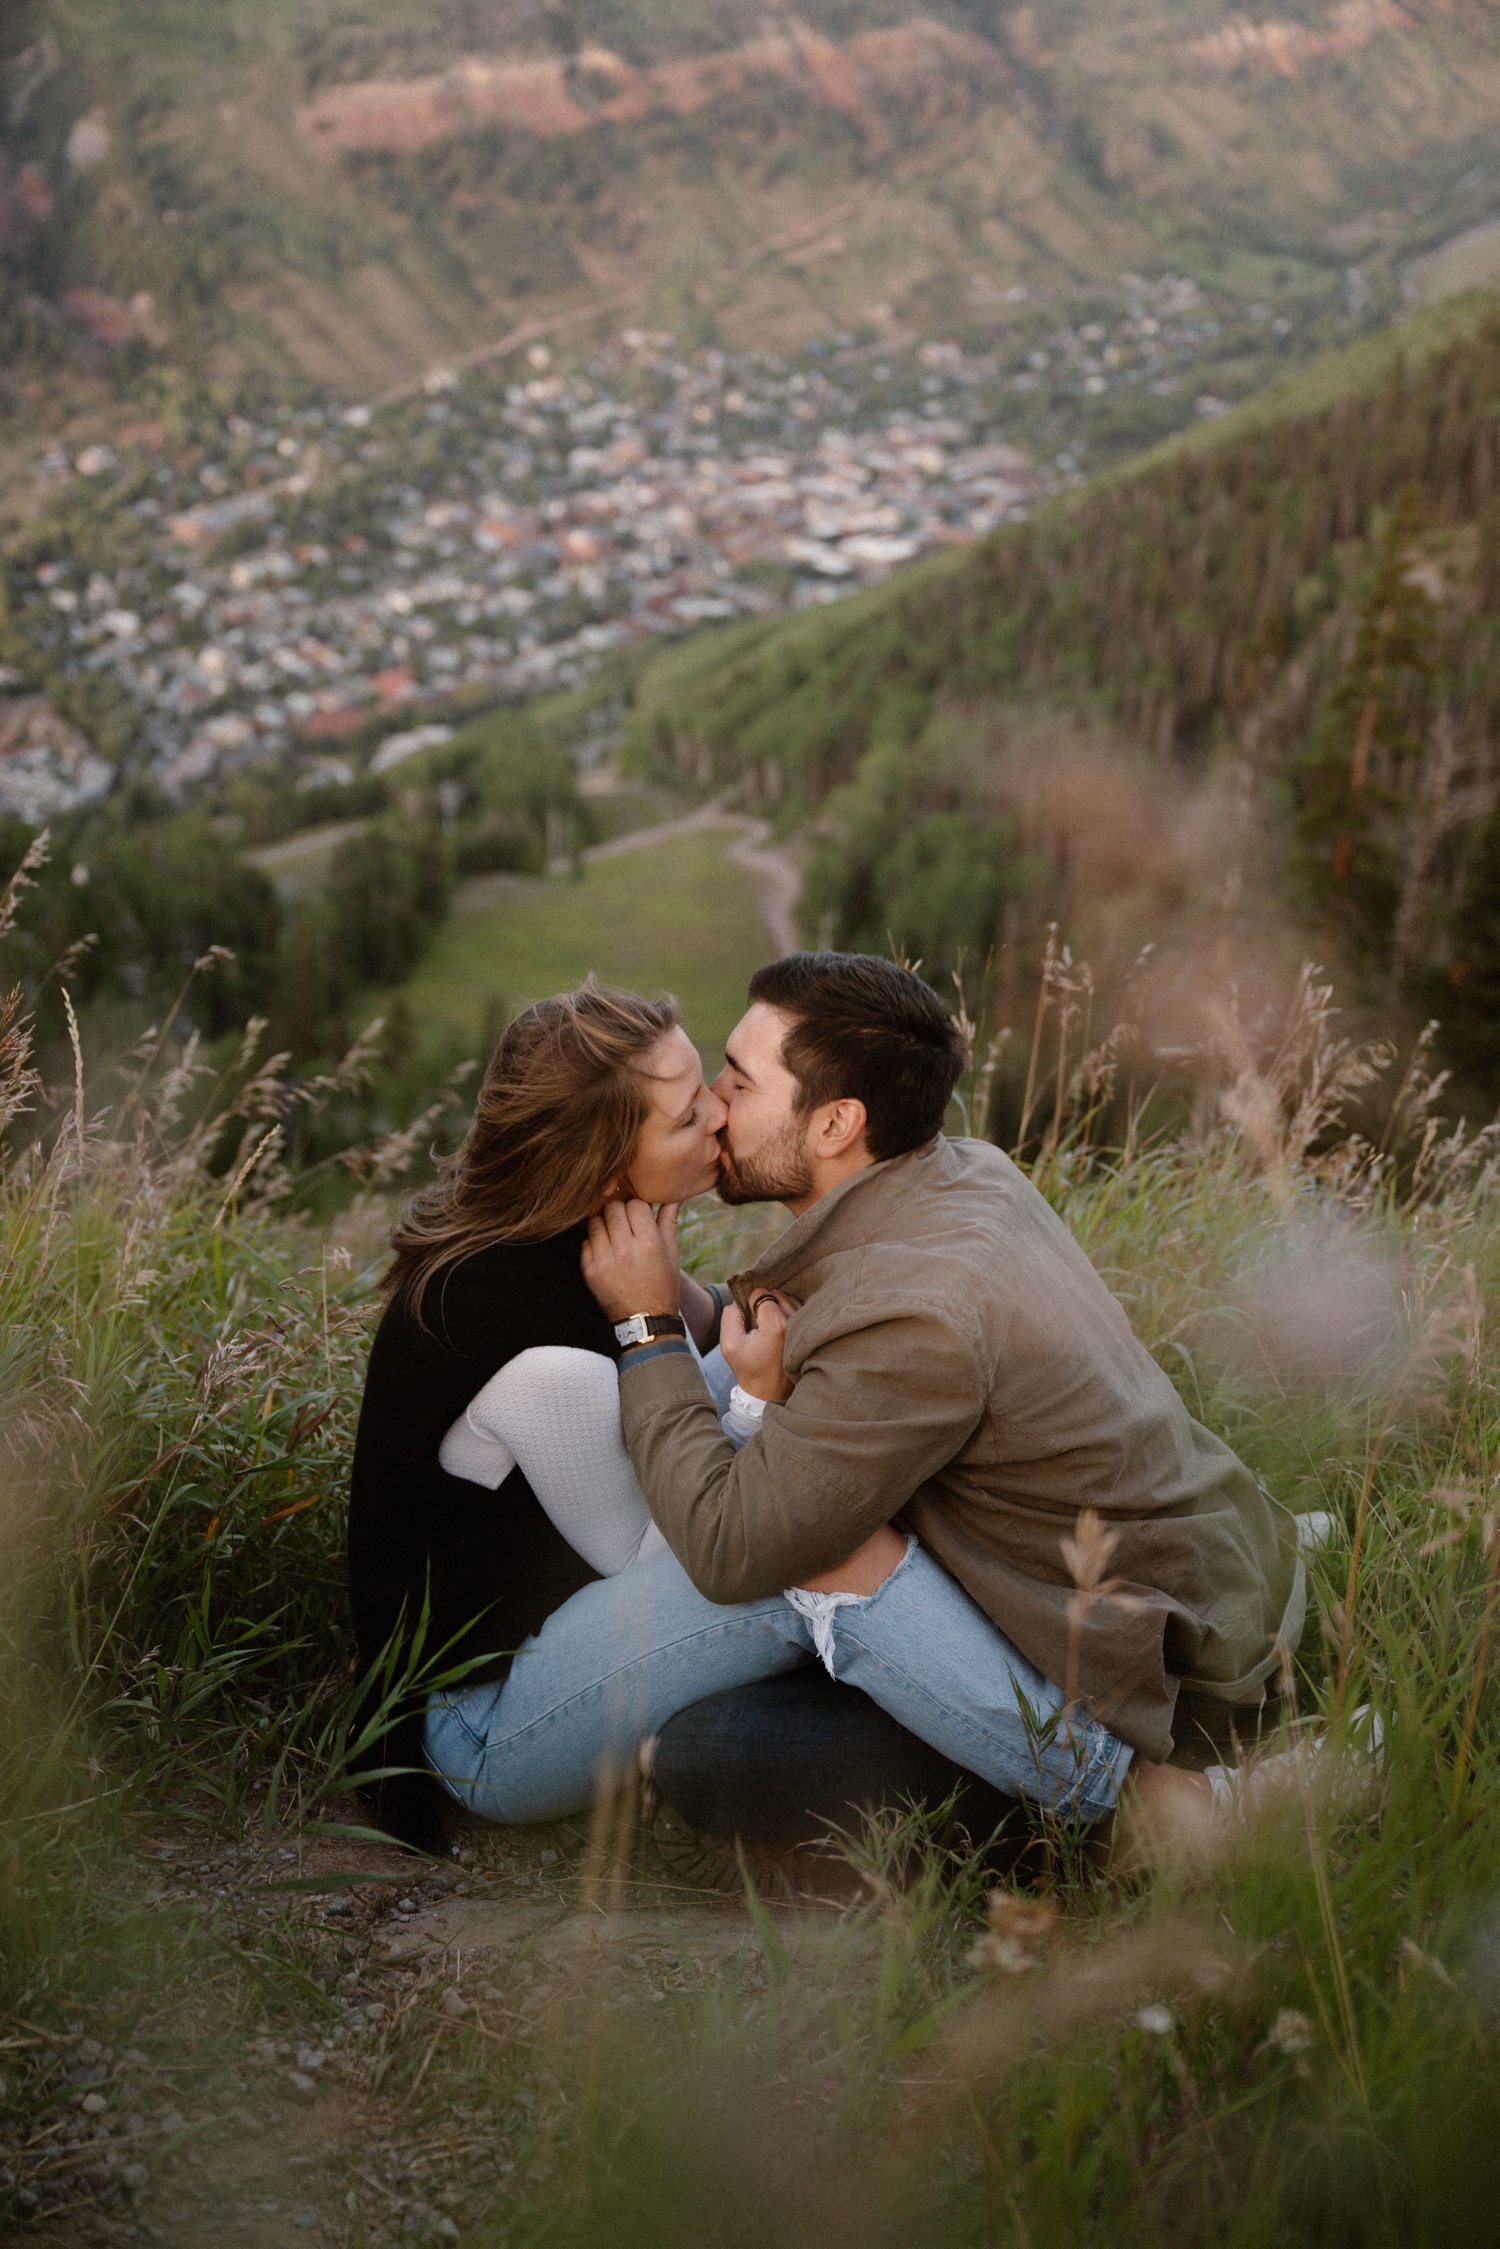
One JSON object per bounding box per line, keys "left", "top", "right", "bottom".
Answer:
{"left": 618, "top": 1338, "right": 693, "bottom": 1371}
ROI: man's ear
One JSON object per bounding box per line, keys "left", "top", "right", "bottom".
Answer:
{"left": 813, "top": 1096, "right": 868, "bottom": 1162}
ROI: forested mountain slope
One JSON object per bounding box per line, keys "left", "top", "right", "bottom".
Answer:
{"left": 627, "top": 285, "right": 1500, "bottom": 1100}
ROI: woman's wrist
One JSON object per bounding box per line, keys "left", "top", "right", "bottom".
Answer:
{"left": 678, "top": 1271, "right": 720, "bottom": 1350}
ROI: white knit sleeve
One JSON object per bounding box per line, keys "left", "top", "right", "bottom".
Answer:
{"left": 438, "top": 1345, "right": 669, "bottom": 1576}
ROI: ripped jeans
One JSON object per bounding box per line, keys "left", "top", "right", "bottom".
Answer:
{"left": 424, "top": 1534, "right": 1133, "bottom": 1828}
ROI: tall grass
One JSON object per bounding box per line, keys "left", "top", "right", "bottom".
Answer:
{"left": 0, "top": 839, "right": 483, "bottom": 2089}
{"left": 5, "top": 844, "right": 1500, "bottom": 2242}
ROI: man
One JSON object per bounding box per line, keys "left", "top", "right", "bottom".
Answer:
{"left": 583, "top": 951, "right": 1306, "bottom": 1857}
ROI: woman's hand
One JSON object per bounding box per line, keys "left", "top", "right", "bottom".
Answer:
{"left": 721, "top": 1289, "right": 799, "bottom": 1403}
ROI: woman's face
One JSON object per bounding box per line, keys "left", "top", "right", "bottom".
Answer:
{"left": 619, "top": 1028, "right": 728, "bottom": 1204}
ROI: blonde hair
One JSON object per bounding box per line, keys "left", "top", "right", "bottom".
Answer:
{"left": 385, "top": 977, "right": 681, "bottom": 1323}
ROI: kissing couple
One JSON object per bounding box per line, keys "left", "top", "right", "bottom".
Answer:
{"left": 348, "top": 952, "right": 1305, "bottom": 1869}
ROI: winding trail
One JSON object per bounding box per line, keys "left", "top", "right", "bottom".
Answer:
{"left": 252, "top": 794, "right": 804, "bottom": 954}
{"left": 549, "top": 799, "right": 802, "bottom": 955}
{"left": 723, "top": 818, "right": 801, "bottom": 956}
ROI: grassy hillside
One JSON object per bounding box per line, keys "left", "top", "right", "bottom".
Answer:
{"left": 8, "top": 0, "right": 1500, "bottom": 411}
{"left": 624, "top": 282, "right": 1500, "bottom": 1104}
{"left": 10, "top": 891, "right": 1500, "bottom": 2241}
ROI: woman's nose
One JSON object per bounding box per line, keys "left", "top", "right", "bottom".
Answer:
{"left": 704, "top": 1083, "right": 730, "bottom": 1131}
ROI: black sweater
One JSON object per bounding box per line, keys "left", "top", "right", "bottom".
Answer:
{"left": 346, "top": 1226, "right": 617, "bottom": 1849}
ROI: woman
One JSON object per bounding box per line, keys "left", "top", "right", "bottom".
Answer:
{"left": 347, "top": 980, "right": 795, "bottom": 1848}
{"left": 347, "top": 979, "right": 1149, "bottom": 1857}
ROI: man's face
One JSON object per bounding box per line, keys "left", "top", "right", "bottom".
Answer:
{"left": 710, "top": 1002, "right": 814, "bottom": 1206}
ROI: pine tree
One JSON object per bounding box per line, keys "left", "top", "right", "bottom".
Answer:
{"left": 1437, "top": 810, "right": 1500, "bottom": 1100}
{"left": 277, "top": 916, "right": 328, "bottom": 1065}
{"left": 1288, "top": 485, "right": 1436, "bottom": 974}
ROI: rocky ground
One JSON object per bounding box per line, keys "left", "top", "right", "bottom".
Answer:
{"left": 8, "top": 1797, "right": 856, "bottom": 2248}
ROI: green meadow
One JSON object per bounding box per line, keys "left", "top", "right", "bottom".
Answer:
{"left": 386, "top": 826, "right": 772, "bottom": 1071}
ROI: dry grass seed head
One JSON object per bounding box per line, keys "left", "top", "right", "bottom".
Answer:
{"left": 0, "top": 986, "right": 40, "bottom": 1136}
{"left": 968, "top": 1890, "right": 1062, "bottom": 1974}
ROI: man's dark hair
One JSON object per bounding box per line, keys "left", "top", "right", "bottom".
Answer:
{"left": 747, "top": 952, "right": 966, "bottom": 1162}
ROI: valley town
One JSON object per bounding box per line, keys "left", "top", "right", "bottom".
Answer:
{"left": 0, "top": 270, "right": 1274, "bottom": 821}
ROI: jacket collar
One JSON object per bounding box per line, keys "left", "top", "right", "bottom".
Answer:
{"left": 729, "top": 1136, "right": 946, "bottom": 1295}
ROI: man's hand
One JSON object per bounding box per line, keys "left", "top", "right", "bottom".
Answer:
{"left": 582, "top": 1198, "right": 681, "bottom": 1323}
{"left": 721, "top": 1289, "right": 799, "bottom": 1403}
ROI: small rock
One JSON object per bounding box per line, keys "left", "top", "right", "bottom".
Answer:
{"left": 384, "top": 1932, "right": 431, "bottom": 1963}
{"left": 440, "top": 1989, "right": 469, "bottom": 2019}
{"left": 159, "top": 2109, "right": 186, "bottom": 2135}
{"left": 436, "top": 2222, "right": 460, "bottom": 2243}
{"left": 293, "top": 2211, "right": 319, "bottom": 2230}
{"left": 80, "top": 2091, "right": 109, "bottom": 2115}
{"left": 538, "top": 1849, "right": 558, "bottom": 1867}
{"left": 286, "top": 2070, "right": 318, "bottom": 2097}
{"left": 121, "top": 2163, "right": 148, "bottom": 2194}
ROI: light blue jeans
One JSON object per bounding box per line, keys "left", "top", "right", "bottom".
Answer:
{"left": 424, "top": 1534, "right": 1133, "bottom": 1829}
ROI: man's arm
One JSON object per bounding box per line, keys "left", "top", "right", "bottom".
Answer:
{"left": 618, "top": 1310, "right": 988, "bottom": 1601}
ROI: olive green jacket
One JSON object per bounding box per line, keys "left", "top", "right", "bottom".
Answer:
{"left": 619, "top": 1135, "right": 1304, "bottom": 1760}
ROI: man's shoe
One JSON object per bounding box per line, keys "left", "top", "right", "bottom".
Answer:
{"left": 1204, "top": 1703, "right": 1385, "bottom": 1824}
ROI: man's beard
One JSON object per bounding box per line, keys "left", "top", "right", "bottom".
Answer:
{"left": 716, "top": 1119, "right": 813, "bottom": 1205}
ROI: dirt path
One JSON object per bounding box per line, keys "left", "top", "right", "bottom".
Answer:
{"left": 247, "top": 794, "right": 803, "bottom": 955}
{"left": 39, "top": 1804, "right": 844, "bottom": 2249}
{"left": 724, "top": 817, "right": 802, "bottom": 956}
{"left": 245, "top": 817, "right": 371, "bottom": 903}
{"left": 550, "top": 801, "right": 802, "bottom": 955}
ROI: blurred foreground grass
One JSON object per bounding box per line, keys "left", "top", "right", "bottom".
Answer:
{"left": 5, "top": 839, "right": 1500, "bottom": 2241}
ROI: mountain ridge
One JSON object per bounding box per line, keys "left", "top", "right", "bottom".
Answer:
{"left": 296, "top": 18, "right": 1005, "bottom": 157}
{"left": 8, "top": 0, "right": 1500, "bottom": 415}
